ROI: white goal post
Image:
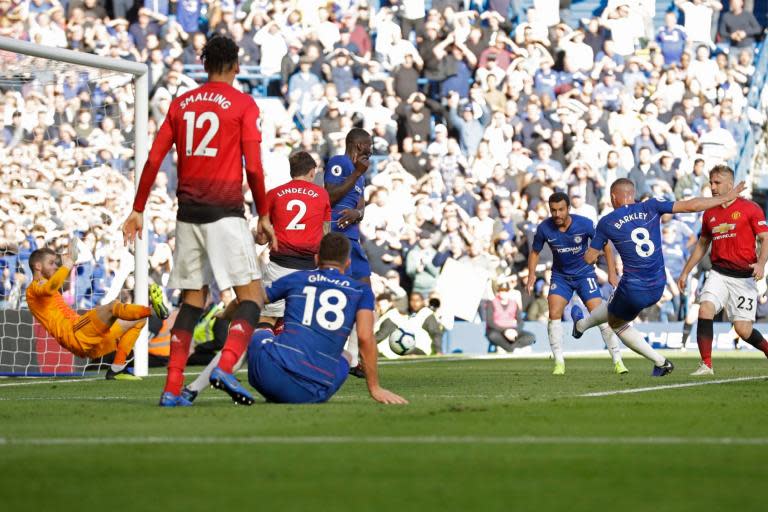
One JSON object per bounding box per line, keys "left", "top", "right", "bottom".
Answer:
{"left": 0, "top": 37, "right": 150, "bottom": 376}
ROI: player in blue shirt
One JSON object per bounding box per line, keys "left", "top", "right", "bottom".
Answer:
{"left": 526, "top": 192, "right": 627, "bottom": 376}
{"left": 324, "top": 128, "right": 373, "bottom": 378}
{"left": 247, "top": 233, "right": 407, "bottom": 404}
{"left": 573, "top": 178, "right": 745, "bottom": 376}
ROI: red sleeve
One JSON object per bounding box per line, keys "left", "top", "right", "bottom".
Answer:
{"left": 241, "top": 98, "right": 262, "bottom": 142}
{"left": 701, "top": 210, "right": 712, "bottom": 237}
{"left": 750, "top": 202, "right": 768, "bottom": 235}
{"left": 132, "top": 108, "right": 175, "bottom": 213}
{"left": 243, "top": 140, "right": 267, "bottom": 216}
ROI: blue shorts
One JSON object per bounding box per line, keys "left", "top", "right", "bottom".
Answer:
{"left": 549, "top": 273, "right": 602, "bottom": 303}
{"left": 607, "top": 282, "right": 665, "bottom": 322}
{"left": 348, "top": 239, "right": 371, "bottom": 280}
{"left": 246, "top": 330, "right": 349, "bottom": 404}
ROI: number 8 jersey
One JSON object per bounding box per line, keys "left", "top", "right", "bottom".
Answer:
{"left": 591, "top": 198, "right": 675, "bottom": 289}
{"left": 265, "top": 268, "right": 374, "bottom": 381}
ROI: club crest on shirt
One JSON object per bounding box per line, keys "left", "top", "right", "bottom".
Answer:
{"left": 574, "top": 236, "right": 582, "bottom": 243}
{"left": 731, "top": 211, "right": 742, "bottom": 220}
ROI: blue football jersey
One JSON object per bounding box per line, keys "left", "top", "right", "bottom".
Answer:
{"left": 532, "top": 214, "right": 595, "bottom": 277}
{"left": 591, "top": 198, "right": 675, "bottom": 288}
{"left": 324, "top": 155, "right": 365, "bottom": 241}
{"left": 265, "top": 267, "right": 374, "bottom": 382}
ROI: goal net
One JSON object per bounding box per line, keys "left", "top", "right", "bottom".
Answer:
{"left": 0, "top": 38, "right": 149, "bottom": 377}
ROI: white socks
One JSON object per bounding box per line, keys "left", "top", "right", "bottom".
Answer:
{"left": 110, "top": 363, "right": 127, "bottom": 373}
{"left": 599, "top": 324, "right": 623, "bottom": 364}
{"left": 548, "top": 319, "right": 564, "bottom": 365}
{"left": 614, "top": 323, "right": 665, "bottom": 366}
{"left": 346, "top": 329, "right": 360, "bottom": 367}
{"left": 188, "top": 350, "right": 248, "bottom": 394}
{"left": 577, "top": 302, "right": 609, "bottom": 333}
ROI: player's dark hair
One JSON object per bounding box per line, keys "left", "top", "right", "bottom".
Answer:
{"left": 318, "top": 232, "right": 351, "bottom": 266}
{"left": 710, "top": 164, "right": 734, "bottom": 180}
{"left": 201, "top": 34, "right": 239, "bottom": 75}
{"left": 28, "top": 248, "right": 56, "bottom": 272}
{"left": 345, "top": 128, "right": 371, "bottom": 148}
{"left": 611, "top": 178, "right": 635, "bottom": 193}
{"left": 289, "top": 151, "right": 317, "bottom": 178}
{"left": 548, "top": 192, "right": 570, "bottom": 207}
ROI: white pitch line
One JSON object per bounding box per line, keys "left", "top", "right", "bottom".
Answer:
{"left": 0, "top": 377, "right": 102, "bottom": 388}
{"left": 579, "top": 375, "right": 768, "bottom": 397}
{"left": 3, "top": 435, "right": 768, "bottom": 447}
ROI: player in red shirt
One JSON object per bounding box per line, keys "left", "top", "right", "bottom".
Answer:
{"left": 678, "top": 165, "right": 768, "bottom": 374}
{"left": 122, "top": 35, "right": 275, "bottom": 407}
{"left": 179, "top": 152, "right": 331, "bottom": 403}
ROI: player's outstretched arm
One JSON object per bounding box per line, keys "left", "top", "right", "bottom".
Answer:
{"left": 123, "top": 116, "right": 175, "bottom": 243}
{"left": 356, "top": 309, "right": 408, "bottom": 405}
{"left": 677, "top": 233, "right": 712, "bottom": 291}
{"left": 672, "top": 181, "right": 746, "bottom": 213}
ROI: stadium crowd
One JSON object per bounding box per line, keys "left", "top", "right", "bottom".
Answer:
{"left": 1, "top": 0, "right": 767, "bottom": 351}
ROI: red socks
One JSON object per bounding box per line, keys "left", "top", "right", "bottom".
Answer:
{"left": 218, "top": 319, "right": 255, "bottom": 373}
{"left": 696, "top": 318, "right": 714, "bottom": 368}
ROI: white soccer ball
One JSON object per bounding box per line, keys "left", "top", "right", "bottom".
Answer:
{"left": 388, "top": 327, "right": 416, "bottom": 355}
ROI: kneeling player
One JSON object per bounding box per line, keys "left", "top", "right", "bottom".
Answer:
{"left": 26, "top": 239, "right": 160, "bottom": 380}
{"left": 677, "top": 165, "right": 768, "bottom": 375}
{"left": 573, "top": 178, "right": 745, "bottom": 376}
{"left": 526, "top": 192, "right": 627, "bottom": 375}
{"left": 247, "top": 233, "right": 407, "bottom": 404}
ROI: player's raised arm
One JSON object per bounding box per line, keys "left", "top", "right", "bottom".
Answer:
{"left": 584, "top": 220, "right": 608, "bottom": 265}
{"left": 325, "top": 129, "right": 371, "bottom": 206}
{"left": 355, "top": 308, "right": 408, "bottom": 405}
{"left": 672, "top": 181, "right": 746, "bottom": 213}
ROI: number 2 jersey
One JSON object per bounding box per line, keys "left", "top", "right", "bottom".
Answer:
{"left": 265, "top": 267, "right": 374, "bottom": 385}
{"left": 133, "top": 81, "right": 266, "bottom": 223}
{"left": 324, "top": 155, "right": 364, "bottom": 241}
{"left": 266, "top": 179, "right": 331, "bottom": 269}
{"left": 591, "top": 198, "right": 675, "bottom": 289}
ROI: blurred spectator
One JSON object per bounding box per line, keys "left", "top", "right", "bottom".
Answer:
{"left": 485, "top": 280, "right": 535, "bottom": 353}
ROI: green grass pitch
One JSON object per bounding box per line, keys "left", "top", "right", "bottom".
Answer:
{"left": 1, "top": 354, "right": 767, "bottom": 512}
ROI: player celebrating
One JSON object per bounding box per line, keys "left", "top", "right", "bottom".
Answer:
{"left": 677, "top": 165, "right": 768, "bottom": 375}
{"left": 526, "top": 192, "right": 627, "bottom": 375}
{"left": 26, "top": 238, "right": 156, "bottom": 380}
{"left": 247, "top": 233, "right": 407, "bottom": 404}
{"left": 324, "top": 128, "right": 373, "bottom": 377}
{"left": 179, "top": 151, "right": 331, "bottom": 403}
{"left": 122, "top": 35, "right": 274, "bottom": 406}
{"left": 573, "top": 178, "right": 745, "bottom": 376}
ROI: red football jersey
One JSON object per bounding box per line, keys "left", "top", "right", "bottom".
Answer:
{"left": 702, "top": 197, "right": 768, "bottom": 274}
{"left": 267, "top": 180, "right": 331, "bottom": 258}
{"left": 134, "top": 82, "right": 263, "bottom": 219}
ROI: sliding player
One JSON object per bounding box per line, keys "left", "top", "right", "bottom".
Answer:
{"left": 526, "top": 192, "right": 627, "bottom": 375}
{"left": 26, "top": 238, "right": 158, "bottom": 380}
{"left": 247, "top": 233, "right": 407, "bottom": 404}
{"left": 122, "top": 35, "right": 275, "bottom": 406}
{"left": 573, "top": 178, "right": 746, "bottom": 376}
{"left": 677, "top": 165, "right": 768, "bottom": 375}
{"left": 180, "top": 151, "right": 331, "bottom": 403}
{"left": 324, "top": 128, "right": 373, "bottom": 377}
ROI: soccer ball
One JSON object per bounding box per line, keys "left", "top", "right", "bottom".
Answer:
{"left": 389, "top": 327, "right": 416, "bottom": 355}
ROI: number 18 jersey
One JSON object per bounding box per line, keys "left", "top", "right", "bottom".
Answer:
{"left": 265, "top": 268, "right": 374, "bottom": 381}
{"left": 591, "top": 198, "right": 675, "bottom": 288}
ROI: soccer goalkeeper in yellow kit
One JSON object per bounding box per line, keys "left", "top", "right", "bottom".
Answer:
{"left": 26, "top": 237, "right": 163, "bottom": 380}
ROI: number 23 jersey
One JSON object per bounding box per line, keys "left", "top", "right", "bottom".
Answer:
{"left": 591, "top": 198, "right": 675, "bottom": 288}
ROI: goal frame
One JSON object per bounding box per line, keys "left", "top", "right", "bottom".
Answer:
{"left": 0, "top": 37, "right": 151, "bottom": 376}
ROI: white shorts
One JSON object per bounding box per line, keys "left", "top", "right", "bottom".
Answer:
{"left": 261, "top": 261, "right": 301, "bottom": 317}
{"left": 168, "top": 217, "right": 261, "bottom": 291}
{"left": 699, "top": 270, "right": 757, "bottom": 322}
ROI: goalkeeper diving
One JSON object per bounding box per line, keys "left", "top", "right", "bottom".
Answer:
{"left": 26, "top": 237, "right": 167, "bottom": 380}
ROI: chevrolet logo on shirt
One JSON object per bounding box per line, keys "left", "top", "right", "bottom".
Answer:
{"left": 712, "top": 223, "right": 736, "bottom": 234}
